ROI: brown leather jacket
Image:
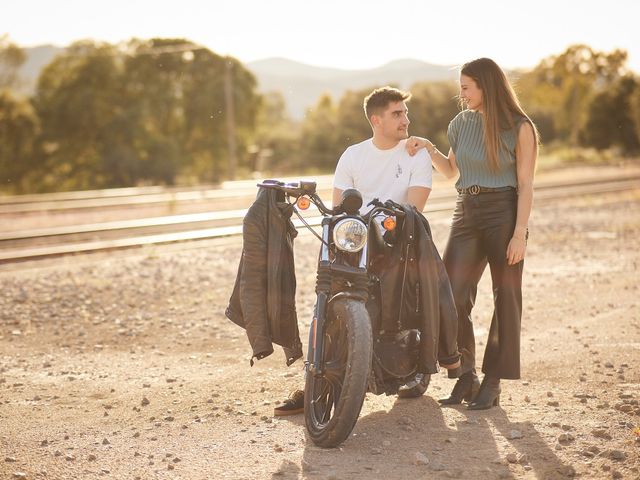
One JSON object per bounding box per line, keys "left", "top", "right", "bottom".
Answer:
{"left": 226, "top": 187, "right": 303, "bottom": 366}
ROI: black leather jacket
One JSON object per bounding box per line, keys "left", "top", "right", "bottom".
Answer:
{"left": 376, "top": 204, "right": 460, "bottom": 374}
{"left": 226, "top": 187, "right": 303, "bottom": 366}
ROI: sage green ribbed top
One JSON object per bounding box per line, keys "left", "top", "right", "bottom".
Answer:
{"left": 447, "top": 110, "right": 526, "bottom": 189}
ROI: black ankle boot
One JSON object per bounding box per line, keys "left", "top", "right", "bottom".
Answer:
{"left": 467, "top": 376, "right": 501, "bottom": 410}
{"left": 438, "top": 371, "right": 480, "bottom": 405}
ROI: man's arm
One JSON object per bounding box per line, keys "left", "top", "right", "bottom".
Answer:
{"left": 332, "top": 188, "right": 344, "bottom": 209}
{"left": 407, "top": 186, "right": 431, "bottom": 213}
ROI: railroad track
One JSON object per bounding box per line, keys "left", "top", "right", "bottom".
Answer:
{"left": 1, "top": 173, "right": 639, "bottom": 265}
{"left": 0, "top": 176, "right": 335, "bottom": 214}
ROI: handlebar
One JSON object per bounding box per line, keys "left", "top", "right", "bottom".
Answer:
{"left": 256, "top": 181, "right": 408, "bottom": 220}
{"left": 258, "top": 179, "right": 317, "bottom": 197}
{"left": 366, "top": 198, "right": 406, "bottom": 220}
{"left": 257, "top": 179, "right": 335, "bottom": 215}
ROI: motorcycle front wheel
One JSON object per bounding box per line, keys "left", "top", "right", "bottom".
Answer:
{"left": 304, "top": 298, "right": 372, "bottom": 448}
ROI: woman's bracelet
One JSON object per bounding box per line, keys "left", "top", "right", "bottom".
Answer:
{"left": 427, "top": 144, "right": 437, "bottom": 155}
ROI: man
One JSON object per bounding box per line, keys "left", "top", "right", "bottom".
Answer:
{"left": 274, "top": 86, "right": 434, "bottom": 416}
{"left": 332, "top": 86, "right": 432, "bottom": 215}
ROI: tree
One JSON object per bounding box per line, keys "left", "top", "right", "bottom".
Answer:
{"left": 0, "top": 35, "right": 26, "bottom": 89}
{"left": 123, "top": 39, "right": 260, "bottom": 183}
{"left": 121, "top": 38, "right": 194, "bottom": 185}
{"left": 180, "top": 49, "right": 260, "bottom": 181}
{"left": 33, "top": 41, "right": 125, "bottom": 191}
{"left": 581, "top": 75, "right": 640, "bottom": 152}
{"left": 630, "top": 79, "right": 640, "bottom": 149}
{"left": 334, "top": 88, "right": 374, "bottom": 149}
{"left": 0, "top": 89, "right": 39, "bottom": 193}
{"left": 517, "top": 45, "right": 629, "bottom": 145}
{"left": 299, "top": 94, "right": 340, "bottom": 171}
{"left": 30, "top": 38, "right": 262, "bottom": 191}
{"left": 253, "top": 91, "right": 299, "bottom": 174}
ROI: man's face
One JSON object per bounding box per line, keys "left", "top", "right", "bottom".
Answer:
{"left": 373, "top": 101, "right": 410, "bottom": 141}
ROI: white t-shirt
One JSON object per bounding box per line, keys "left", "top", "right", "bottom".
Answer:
{"left": 333, "top": 138, "right": 432, "bottom": 214}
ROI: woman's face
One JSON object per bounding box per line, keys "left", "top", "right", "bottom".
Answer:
{"left": 460, "top": 74, "right": 483, "bottom": 111}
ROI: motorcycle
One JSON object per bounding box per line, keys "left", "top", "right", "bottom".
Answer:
{"left": 258, "top": 179, "right": 429, "bottom": 448}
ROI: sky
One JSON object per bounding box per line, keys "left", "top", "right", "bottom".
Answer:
{"left": 2, "top": 0, "right": 639, "bottom": 73}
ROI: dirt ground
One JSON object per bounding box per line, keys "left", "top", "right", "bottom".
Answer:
{"left": 1, "top": 171, "right": 639, "bottom": 480}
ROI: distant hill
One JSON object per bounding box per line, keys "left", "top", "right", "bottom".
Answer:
{"left": 247, "top": 57, "right": 458, "bottom": 119}
{"left": 19, "top": 46, "right": 458, "bottom": 118}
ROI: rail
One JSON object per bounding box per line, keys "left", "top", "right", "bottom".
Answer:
{"left": 1, "top": 174, "right": 638, "bottom": 265}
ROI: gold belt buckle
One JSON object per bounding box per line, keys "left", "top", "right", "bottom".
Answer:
{"left": 469, "top": 185, "right": 481, "bottom": 195}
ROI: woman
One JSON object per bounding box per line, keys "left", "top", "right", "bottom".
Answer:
{"left": 406, "top": 57, "right": 538, "bottom": 410}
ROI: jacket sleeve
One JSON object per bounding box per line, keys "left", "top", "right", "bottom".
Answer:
{"left": 418, "top": 212, "right": 460, "bottom": 367}
{"left": 238, "top": 194, "right": 275, "bottom": 362}
{"left": 414, "top": 209, "right": 460, "bottom": 371}
{"left": 435, "top": 259, "right": 461, "bottom": 367}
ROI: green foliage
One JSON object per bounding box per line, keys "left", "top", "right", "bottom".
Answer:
{"left": 119, "top": 39, "right": 259, "bottom": 183}
{"left": 2, "top": 40, "right": 639, "bottom": 194}
{"left": 334, "top": 88, "right": 373, "bottom": 148}
{"left": 297, "top": 87, "right": 375, "bottom": 172}
{"left": 252, "top": 91, "right": 300, "bottom": 174}
{"left": 0, "top": 35, "right": 26, "bottom": 89}
{"left": 25, "top": 38, "right": 261, "bottom": 191}
{"left": 0, "top": 89, "right": 39, "bottom": 192}
{"left": 629, "top": 81, "right": 640, "bottom": 150}
{"left": 517, "top": 44, "right": 629, "bottom": 146}
{"left": 33, "top": 41, "right": 124, "bottom": 190}
{"left": 581, "top": 75, "right": 640, "bottom": 152}
{"left": 298, "top": 94, "right": 341, "bottom": 171}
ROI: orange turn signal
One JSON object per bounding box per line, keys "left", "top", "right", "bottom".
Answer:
{"left": 296, "top": 196, "right": 311, "bottom": 210}
{"left": 382, "top": 216, "right": 396, "bottom": 231}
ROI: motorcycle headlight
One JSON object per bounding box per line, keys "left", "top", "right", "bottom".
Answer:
{"left": 333, "top": 218, "right": 367, "bottom": 252}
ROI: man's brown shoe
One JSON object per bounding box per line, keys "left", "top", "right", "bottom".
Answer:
{"left": 273, "top": 389, "right": 304, "bottom": 416}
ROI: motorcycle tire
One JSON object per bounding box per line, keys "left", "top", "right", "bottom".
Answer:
{"left": 304, "top": 298, "right": 372, "bottom": 448}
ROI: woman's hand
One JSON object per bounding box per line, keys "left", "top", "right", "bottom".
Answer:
{"left": 405, "top": 136, "right": 432, "bottom": 156}
{"left": 506, "top": 235, "right": 527, "bottom": 265}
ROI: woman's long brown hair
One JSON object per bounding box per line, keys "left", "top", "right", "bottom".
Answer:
{"left": 461, "top": 58, "right": 539, "bottom": 171}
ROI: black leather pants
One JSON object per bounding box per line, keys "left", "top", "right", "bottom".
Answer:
{"left": 444, "top": 189, "right": 523, "bottom": 379}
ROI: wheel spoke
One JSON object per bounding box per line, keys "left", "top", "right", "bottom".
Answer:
{"left": 325, "top": 374, "right": 342, "bottom": 407}
{"left": 309, "top": 378, "right": 325, "bottom": 415}
{"left": 311, "top": 379, "right": 330, "bottom": 405}
{"left": 321, "top": 389, "right": 333, "bottom": 423}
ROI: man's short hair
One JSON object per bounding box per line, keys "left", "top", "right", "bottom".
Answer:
{"left": 364, "top": 86, "right": 411, "bottom": 121}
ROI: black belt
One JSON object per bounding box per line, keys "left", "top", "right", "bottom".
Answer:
{"left": 456, "top": 185, "right": 516, "bottom": 195}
